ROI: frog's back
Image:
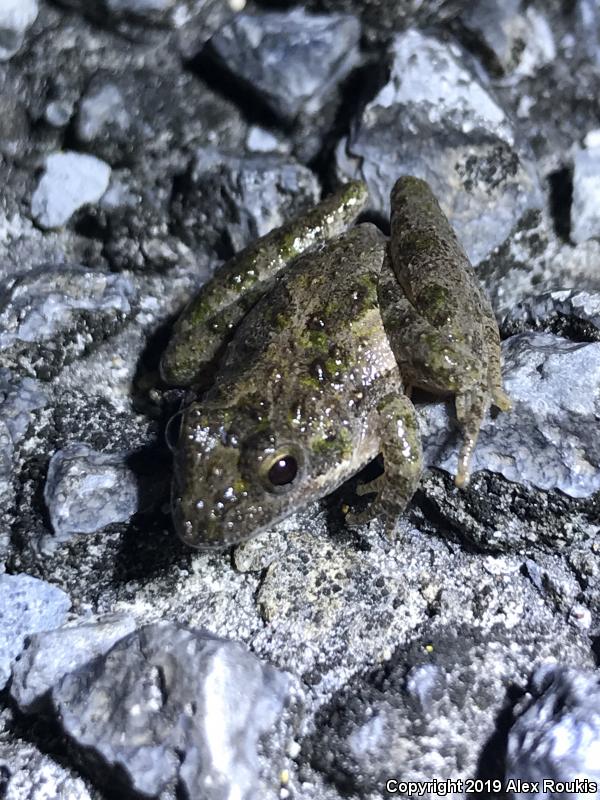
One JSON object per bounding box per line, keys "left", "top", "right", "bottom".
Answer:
{"left": 212, "top": 223, "right": 393, "bottom": 402}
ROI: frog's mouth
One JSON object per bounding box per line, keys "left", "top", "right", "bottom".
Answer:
{"left": 170, "top": 478, "right": 297, "bottom": 551}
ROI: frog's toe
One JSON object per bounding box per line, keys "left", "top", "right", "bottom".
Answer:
{"left": 454, "top": 387, "right": 487, "bottom": 488}
{"left": 492, "top": 387, "right": 512, "bottom": 412}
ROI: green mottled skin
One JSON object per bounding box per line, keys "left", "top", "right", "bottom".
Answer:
{"left": 163, "top": 176, "right": 511, "bottom": 549}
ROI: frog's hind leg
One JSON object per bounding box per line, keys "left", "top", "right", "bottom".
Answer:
{"left": 481, "top": 302, "right": 512, "bottom": 413}
{"left": 377, "top": 254, "right": 482, "bottom": 396}
{"left": 161, "top": 180, "right": 369, "bottom": 386}
{"left": 348, "top": 393, "right": 423, "bottom": 539}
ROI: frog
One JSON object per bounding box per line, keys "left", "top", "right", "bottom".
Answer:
{"left": 161, "top": 176, "right": 511, "bottom": 550}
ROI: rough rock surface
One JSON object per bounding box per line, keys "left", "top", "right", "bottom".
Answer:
{"left": 571, "top": 131, "right": 600, "bottom": 244}
{"left": 306, "top": 618, "right": 592, "bottom": 794}
{"left": 10, "top": 613, "right": 137, "bottom": 712}
{"left": 52, "top": 622, "right": 296, "bottom": 799}
{"left": 506, "top": 665, "right": 600, "bottom": 796}
{"left": 1, "top": 2, "right": 600, "bottom": 799}
{"left": 0, "top": 0, "right": 38, "bottom": 61}
{"left": 420, "top": 332, "right": 600, "bottom": 498}
{"left": 170, "top": 148, "right": 321, "bottom": 256}
{"left": 206, "top": 10, "right": 361, "bottom": 139}
{"left": 0, "top": 573, "right": 70, "bottom": 689}
{"left": 31, "top": 152, "right": 111, "bottom": 230}
{"left": 336, "top": 28, "right": 542, "bottom": 265}
{"left": 0, "top": 737, "right": 94, "bottom": 800}
{"left": 44, "top": 443, "right": 140, "bottom": 540}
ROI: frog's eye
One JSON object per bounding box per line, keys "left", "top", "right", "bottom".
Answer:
{"left": 267, "top": 455, "right": 298, "bottom": 487}
{"left": 259, "top": 448, "right": 303, "bottom": 494}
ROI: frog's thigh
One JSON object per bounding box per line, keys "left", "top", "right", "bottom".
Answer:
{"left": 378, "top": 256, "right": 480, "bottom": 394}
{"left": 351, "top": 394, "right": 423, "bottom": 538}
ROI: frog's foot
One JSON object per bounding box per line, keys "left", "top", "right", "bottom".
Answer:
{"left": 346, "top": 394, "right": 423, "bottom": 540}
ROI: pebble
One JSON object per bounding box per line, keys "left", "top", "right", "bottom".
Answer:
{"left": 31, "top": 152, "right": 111, "bottom": 230}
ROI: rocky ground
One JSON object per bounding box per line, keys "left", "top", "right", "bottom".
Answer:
{"left": 1, "top": 1, "right": 600, "bottom": 798}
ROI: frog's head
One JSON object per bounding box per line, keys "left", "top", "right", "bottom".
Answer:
{"left": 169, "top": 400, "right": 318, "bottom": 549}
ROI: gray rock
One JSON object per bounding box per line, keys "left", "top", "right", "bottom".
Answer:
{"left": 52, "top": 622, "right": 295, "bottom": 799}
{"left": 45, "top": 98, "right": 74, "bottom": 128}
{"left": 307, "top": 0, "right": 467, "bottom": 39}
{"left": 571, "top": 132, "right": 600, "bottom": 244}
{"left": 503, "top": 289, "right": 600, "bottom": 339}
{"left": 106, "top": 0, "right": 175, "bottom": 14}
{"left": 336, "top": 28, "right": 542, "bottom": 265}
{"left": 90, "top": 168, "right": 181, "bottom": 271}
{"left": 0, "top": 372, "right": 48, "bottom": 537}
{"left": 507, "top": 665, "right": 600, "bottom": 797}
{"left": 459, "top": 0, "right": 555, "bottom": 78}
{"left": 0, "top": 370, "right": 48, "bottom": 445}
{"left": 11, "top": 613, "right": 137, "bottom": 712}
{"left": 31, "top": 152, "right": 111, "bottom": 230}
{"left": 171, "top": 148, "right": 321, "bottom": 256}
{"left": 0, "top": 0, "right": 38, "bottom": 61}
{"left": 76, "top": 83, "right": 130, "bottom": 147}
{"left": 576, "top": 0, "right": 600, "bottom": 68}
{"left": 207, "top": 10, "right": 361, "bottom": 125}
{"left": 0, "top": 573, "right": 70, "bottom": 690}
{"left": 306, "top": 619, "right": 591, "bottom": 794}
{"left": 73, "top": 68, "right": 247, "bottom": 166}
{"left": 0, "top": 266, "right": 137, "bottom": 375}
{"left": 44, "top": 443, "right": 139, "bottom": 540}
{"left": 0, "top": 740, "right": 93, "bottom": 800}
{"left": 420, "top": 332, "right": 600, "bottom": 497}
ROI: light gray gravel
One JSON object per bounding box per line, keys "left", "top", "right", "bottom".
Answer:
{"left": 44, "top": 443, "right": 140, "bottom": 540}
{"left": 0, "top": 0, "right": 38, "bottom": 60}
{"left": 0, "top": 573, "right": 70, "bottom": 689}
{"left": 31, "top": 152, "right": 111, "bottom": 230}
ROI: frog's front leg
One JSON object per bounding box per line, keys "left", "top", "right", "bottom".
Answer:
{"left": 348, "top": 392, "right": 423, "bottom": 538}
{"left": 161, "top": 180, "right": 369, "bottom": 386}
{"left": 384, "top": 175, "right": 511, "bottom": 486}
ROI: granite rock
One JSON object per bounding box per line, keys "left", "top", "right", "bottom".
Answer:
{"left": 336, "top": 28, "right": 542, "bottom": 265}
{"left": 507, "top": 665, "right": 600, "bottom": 797}
{"left": 307, "top": 0, "right": 468, "bottom": 40}
{"left": 459, "top": 0, "right": 556, "bottom": 78}
{"left": 52, "top": 622, "right": 295, "bottom": 799}
{"left": 44, "top": 443, "right": 140, "bottom": 540}
{"left": 73, "top": 68, "right": 246, "bottom": 167}
{"left": 0, "top": 266, "right": 138, "bottom": 376}
{"left": 503, "top": 288, "right": 600, "bottom": 341}
{"left": 0, "top": 573, "right": 70, "bottom": 690}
